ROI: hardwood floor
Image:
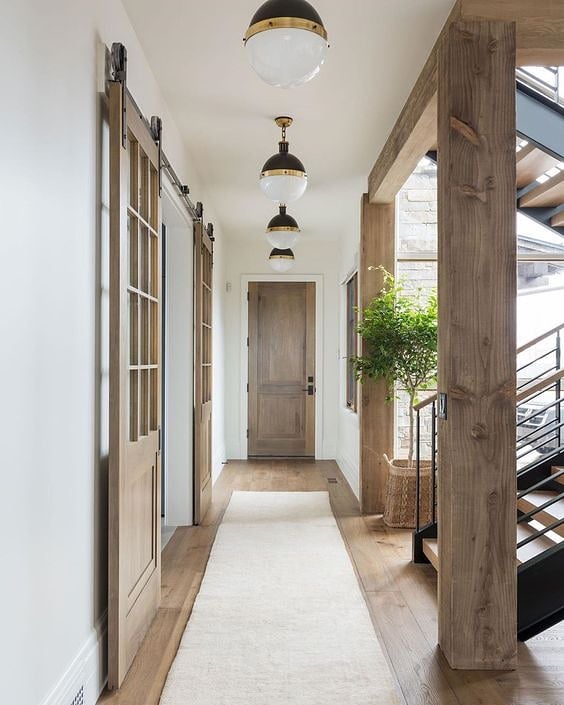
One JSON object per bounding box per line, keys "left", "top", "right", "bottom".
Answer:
{"left": 98, "top": 459, "right": 564, "bottom": 705}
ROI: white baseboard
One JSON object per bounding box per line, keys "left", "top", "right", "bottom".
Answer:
{"left": 41, "top": 611, "right": 107, "bottom": 705}
{"left": 336, "top": 453, "right": 360, "bottom": 499}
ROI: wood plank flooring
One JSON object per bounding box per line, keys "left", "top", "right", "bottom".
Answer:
{"left": 98, "top": 459, "right": 564, "bottom": 705}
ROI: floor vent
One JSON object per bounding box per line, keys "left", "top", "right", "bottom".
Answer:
{"left": 327, "top": 478, "right": 338, "bottom": 484}
{"left": 70, "top": 686, "right": 84, "bottom": 705}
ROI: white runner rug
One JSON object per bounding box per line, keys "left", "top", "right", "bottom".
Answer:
{"left": 160, "top": 491, "right": 400, "bottom": 705}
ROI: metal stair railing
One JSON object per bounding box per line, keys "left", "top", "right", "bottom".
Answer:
{"left": 413, "top": 323, "right": 564, "bottom": 546}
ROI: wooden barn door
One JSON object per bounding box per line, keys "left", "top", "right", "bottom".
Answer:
{"left": 108, "top": 83, "right": 162, "bottom": 688}
{"left": 194, "top": 221, "right": 213, "bottom": 523}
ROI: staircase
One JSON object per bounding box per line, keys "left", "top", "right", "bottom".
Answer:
{"left": 412, "top": 70, "right": 564, "bottom": 640}
{"left": 412, "top": 322, "right": 564, "bottom": 640}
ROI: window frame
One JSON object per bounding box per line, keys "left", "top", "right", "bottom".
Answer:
{"left": 345, "top": 272, "right": 359, "bottom": 412}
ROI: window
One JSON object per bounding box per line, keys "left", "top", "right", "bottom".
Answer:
{"left": 346, "top": 273, "right": 358, "bottom": 411}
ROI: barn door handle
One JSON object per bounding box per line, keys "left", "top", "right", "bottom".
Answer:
{"left": 301, "top": 384, "right": 315, "bottom": 396}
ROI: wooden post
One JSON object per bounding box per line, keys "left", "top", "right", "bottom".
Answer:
{"left": 359, "top": 195, "right": 395, "bottom": 514}
{"left": 437, "top": 20, "right": 517, "bottom": 669}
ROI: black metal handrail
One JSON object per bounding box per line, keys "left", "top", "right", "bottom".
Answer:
{"left": 414, "top": 323, "right": 564, "bottom": 564}
{"left": 414, "top": 399, "right": 438, "bottom": 532}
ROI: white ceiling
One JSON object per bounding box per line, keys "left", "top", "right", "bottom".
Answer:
{"left": 123, "top": 0, "right": 456, "bottom": 242}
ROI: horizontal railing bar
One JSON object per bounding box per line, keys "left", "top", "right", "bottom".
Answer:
{"left": 517, "top": 347, "right": 558, "bottom": 373}
{"left": 518, "top": 386, "right": 559, "bottom": 408}
{"left": 517, "top": 517, "right": 564, "bottom": 549}
{"left": 518, "top": 491, "right": 564, "bottom": 523}
{"left": 517, "top": 418, "right": 562, "bottom": 447}
{"left": 518, "top": 461, "right": 564, "bottom": 485}
{"left": 516, "top": 368, "right": 564, "bottom": 404}
{"left": 517, "top": 434, "right": 559, "bottom": 460}
{"left": 517, "top": 366, "right": 559, "bottom": 390}
{"left": 517, "top": 324, "right": 564, "bottom": 355}
{"left": 517, "top": 396, "right": 563, "bottom": 427}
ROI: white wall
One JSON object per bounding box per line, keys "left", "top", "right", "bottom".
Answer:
{"left": 336, "top": 209, "right": 362, "bottom": 497}
{"left": 223, "top": 238, "right": 340, "bottom": 461}
{"left": 162, "top": 190, "right": 194, "bottom": 526}
{"left": 0, "top": 3, "right": 225, "bottom": 704}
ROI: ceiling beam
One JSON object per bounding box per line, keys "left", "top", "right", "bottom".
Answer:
{"left": 460, "top": 0, "right": 564, "bottom": 65}
{"left": 368, "top": 0, "right": 564, "bottom": 204}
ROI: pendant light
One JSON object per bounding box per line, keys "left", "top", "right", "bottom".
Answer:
{"left": 260, "top": 117, "right": 307, "bottom": 203}
{"left": 266, "top": 204, "right": 301, "bottom": 249}
{"left": 269, "top": 248, "right": 295, "bottom": 272}
{"left": 244, "top": 0, "right": 329, "bottom": 88}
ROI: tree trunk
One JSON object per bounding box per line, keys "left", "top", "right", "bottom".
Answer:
{"left": 408, "top": 391, "right": 416, "bottom": 466}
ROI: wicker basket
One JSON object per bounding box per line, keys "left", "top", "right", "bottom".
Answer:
{"left": 383, "top": 455, "right": 433, "bottom": 529}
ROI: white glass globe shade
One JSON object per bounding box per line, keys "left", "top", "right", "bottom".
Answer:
{"left": 267, "top": 230, "right": 300, "bottom": 249}
{"left": 260, "top": 173, "right": 307, "bottom": 203}
{"left": 269, "top": 256, "right": 295, "bottom": 273}
{"left": 246, "top": 28, "right": 328, "bottom": 88}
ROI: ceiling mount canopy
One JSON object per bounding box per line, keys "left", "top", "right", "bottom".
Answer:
{"left": 244, "top": 0, "right": 329, "bottom": 89}
{"left": 260, "top": 117, "right": 308, "bottom": 203}
{"left": 269, "top": 247, "right": 295, "bottom": 272}
{"left": 266, "top": 204, "right": 301, "bottom": 249}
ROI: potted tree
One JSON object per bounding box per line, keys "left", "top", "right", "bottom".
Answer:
{"left": 352, "top": 267, "right": 437, "bottom": 528}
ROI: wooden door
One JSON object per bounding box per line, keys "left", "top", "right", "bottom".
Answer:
{"left": 248, "top": 282, "right": 315, "bottom": 457}
{"left": 108, "top": 84, "right": 162, "bottom": 689}
{"left": 194, "top": 221, "right": 213, "bottom": 523}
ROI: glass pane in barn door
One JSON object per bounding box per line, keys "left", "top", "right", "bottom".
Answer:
{"left": 108, "top": 84, "right": 162, "bottom": 689}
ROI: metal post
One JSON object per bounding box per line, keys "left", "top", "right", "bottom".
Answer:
{"left": 557, "top": 331, "right": 562, "bottom": 447}
{"left": 415, "top": 409, "right": 421, "bottom": 531}
{"left": 431, "top": 401, "right": 437, "bottom": 524}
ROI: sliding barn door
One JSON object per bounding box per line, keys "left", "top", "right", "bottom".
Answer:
{"left": 194, "top": 221, "right": 213, "bottom": 523}
{"left": 108, "top": 83, "right": 162, "bottom": 689}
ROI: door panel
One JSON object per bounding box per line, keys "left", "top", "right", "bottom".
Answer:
{"left": 248, "top": 282, "right": 315, "bottom": 457}
{"left": 109, "top": 84, "right": 161, "bottom": 689}
{"left": 194, "top": 221, "right": 213, "bottom": 523}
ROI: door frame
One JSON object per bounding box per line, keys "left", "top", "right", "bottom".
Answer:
{"left": 240, "top": 274, "right": 324, "bottom": 459}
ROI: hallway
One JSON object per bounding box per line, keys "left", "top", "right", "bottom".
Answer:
{"left": 100, "top": 460, "right": 564, "bottom": 705}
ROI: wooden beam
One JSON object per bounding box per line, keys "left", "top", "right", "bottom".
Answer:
{"left": 437, "top": 20, "right": 517, "bottom": 670}
{"left": 460, "top": 0, "right": 564, "bottom": 65}
{"left": 368, "top": 53, "right": 439, "bottom": 205}
{"left": 359, "top": 195, "right": 395, "bottom": 514}
{"left": 368, "top": 0, "right": 564, "bottom": 204}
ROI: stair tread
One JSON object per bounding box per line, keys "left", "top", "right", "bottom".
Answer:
{"left": 517, "top": 522, "right": 558, "bottom": 564}
{"left": 552, "top": 210, "right": 564, "bottom": 228}
{"left": 520, "top": 170, "right": 564, "bottom": 208}
{"left": 553, "top": 466, "right": 564, "bottom": 485}
{"left": 422, "top": 539, "right": 439, "bottom": 571}
{"left": 519, "top": 491, "right": 564, "bottom": 518}
{"left": 516, "top": 144, "right": 560, "bottom": 188}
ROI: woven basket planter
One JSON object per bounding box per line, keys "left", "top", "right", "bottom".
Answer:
{"left": 383, "top": 455, "right": 433, "bottom": 529}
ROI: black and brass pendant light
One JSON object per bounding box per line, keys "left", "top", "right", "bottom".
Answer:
{"left": 244, "top": 0, "right": 329, "bottom": 88}
{"left": 266, "top": 204, "right": 301, "bottom": 249}
{"left": 269, "top": 247, "right": 295, "bottom": 272}
{"left": 260, "top": 116, "right": 307, "bottom": 203}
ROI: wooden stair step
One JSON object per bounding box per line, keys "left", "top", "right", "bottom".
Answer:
{"left": 520, "top": 170, "right": 564, "bottom": 208}
{"left": 516, "top": 144, "right": 560, "bottom": 189}
{"left": 517, "top": 522, "right": 558, "bottom": 564}
{"left": 518, "top": 491, "right": 564, "bottom": 538}
{"left": 552, "top": 466, "right": 564, "bottom": 485}
{"left": 551, "top": 210, "right": 564, "bottom": 227}
{"left": 422, "top": 538, "right": 439, "bottom": 571}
